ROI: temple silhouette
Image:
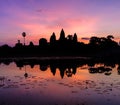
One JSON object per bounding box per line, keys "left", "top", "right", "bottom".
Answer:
{"left": 0, "top": 29, "right": 120, "bottom": 61}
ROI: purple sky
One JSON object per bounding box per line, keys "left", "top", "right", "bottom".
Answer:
{"left": 0, "top": 0, "right": 120, "bottom": 46}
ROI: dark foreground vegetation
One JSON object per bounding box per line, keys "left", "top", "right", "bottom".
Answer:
{"left": 0, "top": 29, "right": 120, "bottom": 61}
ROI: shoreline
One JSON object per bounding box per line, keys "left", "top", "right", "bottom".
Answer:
{"left": 0, "top": 56, "right": 91, "bottom": 61}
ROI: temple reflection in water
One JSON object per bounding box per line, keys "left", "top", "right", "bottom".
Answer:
{"left": 1, "top": 58, "right": 120, "bottom": 78}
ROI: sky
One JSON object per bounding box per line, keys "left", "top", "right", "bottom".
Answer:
{"left": 0, "top": 0, "right": 120, "bottom": 46}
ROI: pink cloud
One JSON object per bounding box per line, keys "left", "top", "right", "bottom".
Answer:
{"left": 0, "top": 1, "right": 101, "bottom": 45}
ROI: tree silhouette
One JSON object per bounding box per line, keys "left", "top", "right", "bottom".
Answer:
{"left": 22, "top": 32, "right": 26, "bottom": 46}
{"left": 89, "top": 36, "right": 100, "bottom": 45}
{"left": 101, "top": 35, "right": 117, "bottom": 48}
{"left": 106, "top": 35, "right": 118, "bottom": 48}
{"left": 107, "top": 35, "right": 114, "bottom": 41}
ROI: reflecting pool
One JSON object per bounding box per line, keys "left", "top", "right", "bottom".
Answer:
{"left": 0, "top": 59, "right": 120, "bottom": 105}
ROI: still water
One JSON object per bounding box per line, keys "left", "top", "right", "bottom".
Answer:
{"left": 0, "top": 59, "right": 120, "bottom": 105}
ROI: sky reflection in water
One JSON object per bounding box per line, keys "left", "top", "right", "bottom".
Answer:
{"left": 0, "top": 62, "right": 120, "bottom": 105}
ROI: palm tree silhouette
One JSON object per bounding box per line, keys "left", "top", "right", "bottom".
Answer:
{"left": 24, "top": 65, "right": 28, "bottom": 79}
{"left": 22, "top": 32, "right": 26, "bottom": 46}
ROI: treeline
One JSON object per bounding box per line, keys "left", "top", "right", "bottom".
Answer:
{"left": 0, "top": 29, "right": 120, "bottom": 59}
